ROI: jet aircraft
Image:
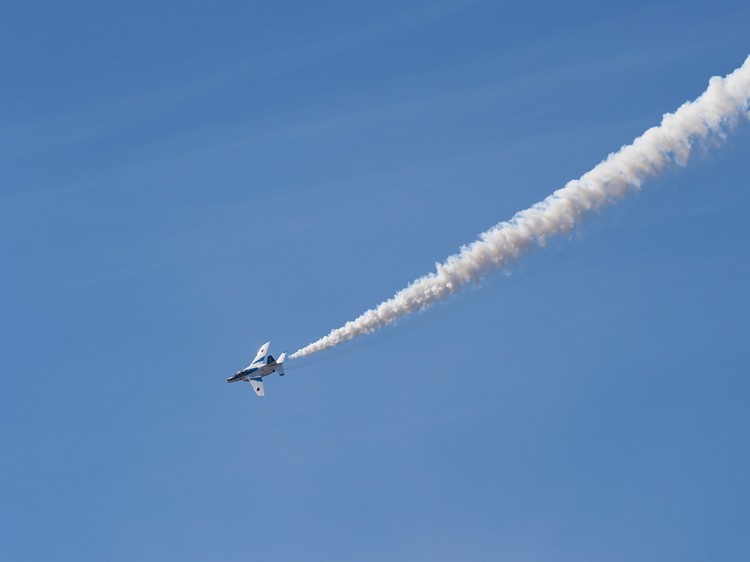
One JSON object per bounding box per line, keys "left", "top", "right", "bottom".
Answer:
{"left": 226, "top": 341, "right": 286, "bottom": 397}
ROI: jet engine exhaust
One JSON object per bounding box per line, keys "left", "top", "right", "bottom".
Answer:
{"left": 291, "top": 56, "right": 750, "bottom": 359}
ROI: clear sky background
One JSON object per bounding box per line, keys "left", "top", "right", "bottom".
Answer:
{"left": 2, "top": 1, "right": 749, "bottom": 560}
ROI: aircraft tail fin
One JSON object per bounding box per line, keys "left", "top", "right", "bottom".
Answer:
{"left": 277, "top": 352, "right": 286, "bottom": 376}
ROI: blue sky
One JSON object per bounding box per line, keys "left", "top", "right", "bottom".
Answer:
{"left": 2, "top": 1, "right": 749, "bottom": 560}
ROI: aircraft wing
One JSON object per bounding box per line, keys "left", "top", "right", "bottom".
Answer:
{"left": 248, "top": 377, "right": 265, "bottom": 397}
{"left": 251, "top": 341, "right": 270, "bottom": 365}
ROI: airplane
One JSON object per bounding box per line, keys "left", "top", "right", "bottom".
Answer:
{"left": 226, "top": 342, "right": 286, "bottom": 396}
{"left": 227, "top": 342, "right": 286, "bottom": 396}
{"left": 226, "top": 341, "right": 286, "bottom": 397}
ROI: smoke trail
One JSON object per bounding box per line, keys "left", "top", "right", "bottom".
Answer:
{"left": 292, "top": 56, "right": 750, "bottom": 359}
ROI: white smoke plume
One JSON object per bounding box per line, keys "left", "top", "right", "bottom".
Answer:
{"left": 291, "top": 56, "right": 750, "bottom": 359}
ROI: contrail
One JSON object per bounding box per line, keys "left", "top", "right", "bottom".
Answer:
{"left": 292, "top": 56, "right": 750, "bottom": 359}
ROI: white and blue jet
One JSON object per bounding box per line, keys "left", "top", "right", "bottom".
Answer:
{"left": 226, "top": 341, "right": 286, "bottom": 397}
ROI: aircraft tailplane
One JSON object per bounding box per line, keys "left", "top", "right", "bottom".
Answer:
{"left": 277, "top": 352, "right": 286, "bottom": 376}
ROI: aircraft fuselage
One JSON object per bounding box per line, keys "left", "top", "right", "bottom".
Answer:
{"left": 225, "top": 362, "right": 277, "bottom": 383}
